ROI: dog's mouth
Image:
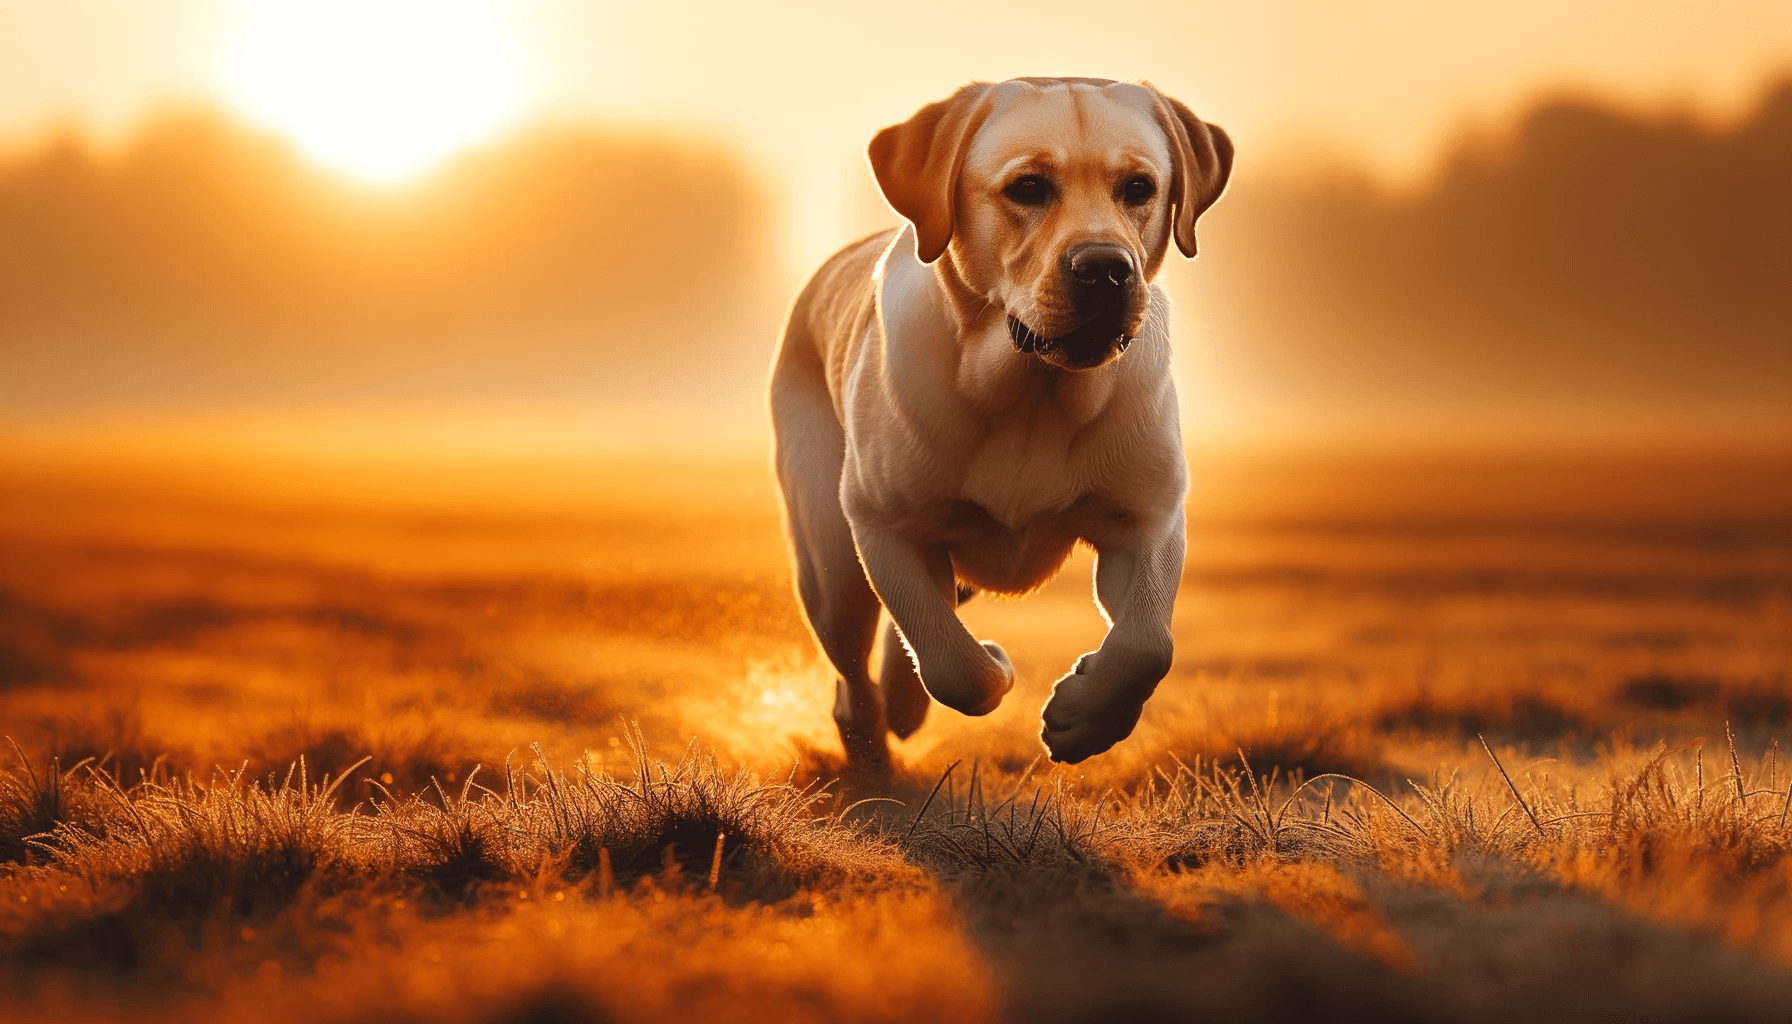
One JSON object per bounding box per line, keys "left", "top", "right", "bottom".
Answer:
{"left": 1008, "top": 312, "right": 1132, "bottom": 365}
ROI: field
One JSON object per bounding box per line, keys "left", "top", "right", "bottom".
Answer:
{"left": 4, "top": 434, "right": 1792, "bottom": 1022}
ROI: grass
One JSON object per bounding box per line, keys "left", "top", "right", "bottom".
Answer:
{"left": 8, "top": 731, "right": 1792, "bottom": 1021}
{"left": 2, "top": 446, "right": 1791, "bottom": 1021}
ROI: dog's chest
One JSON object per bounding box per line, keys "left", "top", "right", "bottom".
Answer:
{"left": 955, "top": 414, "right": 1095, "bottom": 529}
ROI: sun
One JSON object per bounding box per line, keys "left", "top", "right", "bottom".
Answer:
{"left": 229, "top": 0, "right": 521, "bottom": 184}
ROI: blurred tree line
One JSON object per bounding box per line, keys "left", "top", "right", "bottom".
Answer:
{"left": 1181, "top": 78, "right": 1792, "bottom": 423}
{"left": 0, "top": 110, "right": 778, "bottom": 406}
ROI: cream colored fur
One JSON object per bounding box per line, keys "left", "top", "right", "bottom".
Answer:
{"left": 769, "top": 78, "right": 1232, "bottom": 767}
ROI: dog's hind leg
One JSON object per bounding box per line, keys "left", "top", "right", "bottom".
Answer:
{"left": 771, "top": 364, "right": 889, "bottom": 772}
{"left": 877, "top": 619, "right": 928, "bottom": 740}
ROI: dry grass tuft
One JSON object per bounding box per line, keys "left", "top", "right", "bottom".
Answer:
{"left": 0, "top": 732, "right": 918, "bottom": 981}
{"left": 371, "top": 731, "right": 912, "bottom": 900}
{"left": 1, "top": 740, "right": 110, "bottom": 864}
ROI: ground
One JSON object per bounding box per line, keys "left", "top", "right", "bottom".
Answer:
{"left": 2, "top": 438, "right": 1790, "bottom": 1022}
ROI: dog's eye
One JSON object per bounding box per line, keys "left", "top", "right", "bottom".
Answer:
{"left": 1122, "top": 177, "right": 1156, "bottom": 205}
{"left": 1004, "top": 176, "right": 1049, "bottom": 205}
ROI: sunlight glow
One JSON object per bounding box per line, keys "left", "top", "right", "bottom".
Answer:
{"left": 230, "top": 0, "right": 521, "bottom": 184}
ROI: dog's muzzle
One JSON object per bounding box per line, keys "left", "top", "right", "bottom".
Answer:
{"left": 1008, "top": 314, "right": 1132, "bottom": 363}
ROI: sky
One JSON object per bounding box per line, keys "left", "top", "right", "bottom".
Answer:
{"left": 3, "top": 0, "right": 1791, "bottom": 276}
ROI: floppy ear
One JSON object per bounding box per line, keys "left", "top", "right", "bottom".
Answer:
{"left": 1152, "top": 93, "right": 1234, "bottom": 258}
{"left": 867, "top": 84, "right": 993, "bottom": 264}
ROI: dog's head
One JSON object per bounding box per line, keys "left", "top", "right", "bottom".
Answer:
{"left": 870, "top": 78, "right": 1232, "bottom": 371}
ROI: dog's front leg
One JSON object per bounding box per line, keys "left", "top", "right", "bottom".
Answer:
{"left": 849, "top": 518, "right": 1014, "bottom": 717}
{"left": 1041, "top": 511, "right": 1185, "bottom": 763}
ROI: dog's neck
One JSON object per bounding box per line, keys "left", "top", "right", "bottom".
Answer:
{"left": 932, "top": 250, "right": 1144, "bottom": 430}
{"left": 875, "top": 226, "right": 1170, "bottom": 442}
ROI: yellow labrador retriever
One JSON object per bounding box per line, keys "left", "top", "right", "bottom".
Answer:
{"left": 770, "top": 77, "right": 1232, "bottom": 768}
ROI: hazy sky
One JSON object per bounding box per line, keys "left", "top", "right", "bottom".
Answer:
{"left": 4, "top": 0, "right": 1791, "bottom": 273}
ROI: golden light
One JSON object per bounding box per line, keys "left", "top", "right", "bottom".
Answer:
{"left": 229, "top": 0, "right": 521, "bottom": 184}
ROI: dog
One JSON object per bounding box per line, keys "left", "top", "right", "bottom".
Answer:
{"left": 769, "top": 77, "right": 1232, "bottom": 769}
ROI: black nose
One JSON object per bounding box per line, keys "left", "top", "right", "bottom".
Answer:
{"left": 1064, "top": 243, "right": 1134, "bottom": 290}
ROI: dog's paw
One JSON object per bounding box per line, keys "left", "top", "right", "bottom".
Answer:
{"left": 1038, "top": 648, "right": 1168, "bottom": 763}
{"left": 920, "top": 641, "right": 1013, "bottom": 717}
{"left": 980, "top": 640, "right": 1014, "bottom": 680}
{"left": 1040, "top": 679, "right": 1143, "bottom": 764}
{"left": 966, "top": 641, "right": 1015, "bottom": 714}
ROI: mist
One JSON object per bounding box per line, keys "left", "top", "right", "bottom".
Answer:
{"left": 3, "top": 81, "right": 1789, "bottom": 444}
{"left": 1177, "top": 78, "right": 1792, "bottom": 438}
{"left": 0, "top": 110, "right": 780, "bottom": 409}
